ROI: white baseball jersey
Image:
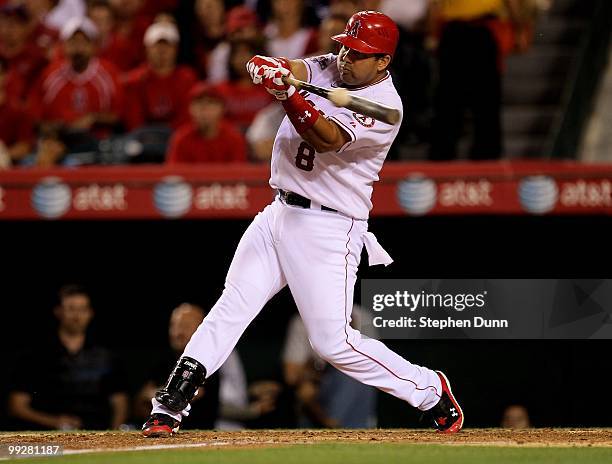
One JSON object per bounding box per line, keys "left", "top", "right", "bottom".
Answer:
{"left": 152, "top": 54, "right": 445, "bottom": 426}
{"left": 269, "top": 53, "right": 404, "bottom": 220}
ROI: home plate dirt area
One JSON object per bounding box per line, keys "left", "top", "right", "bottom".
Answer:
{"left": 1, "top": 429, "right": 612, "bottom": 452}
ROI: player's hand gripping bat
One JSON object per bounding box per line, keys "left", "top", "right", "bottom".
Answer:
{"left": 282, "top": 75, "right": 401, "bottom": 126}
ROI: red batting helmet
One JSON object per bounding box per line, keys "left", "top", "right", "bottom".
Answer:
{"left": 331, "top": 11, "right": 399, "bottom": 57}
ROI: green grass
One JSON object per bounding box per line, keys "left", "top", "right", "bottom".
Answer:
{"left": 17, "top": 443, "right": 612, "bottom": 464}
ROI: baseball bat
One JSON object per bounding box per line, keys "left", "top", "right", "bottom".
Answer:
{"left": 282, "top": 76, "right": 401, "bottom": 126}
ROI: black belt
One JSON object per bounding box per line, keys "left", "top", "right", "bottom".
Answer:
{"left": 278, "top": 189, "right": 337, "bottom": 213}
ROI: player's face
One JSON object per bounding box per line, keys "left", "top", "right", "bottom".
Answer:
{"left": 337, "top": 45, "right": 390, "bottom": 86}
{"left": 55, "top": 294, "right": 93, "bottom": 334}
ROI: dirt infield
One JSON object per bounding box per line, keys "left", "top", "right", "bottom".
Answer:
{"left": 1, "top": 429, "right": 611, "bottom": 451}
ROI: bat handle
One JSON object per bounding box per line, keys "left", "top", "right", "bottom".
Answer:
{"left": 282, "top": 75, "right": 302, "bottom": 89}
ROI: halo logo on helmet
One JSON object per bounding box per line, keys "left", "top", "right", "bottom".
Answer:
{"left": 347, "top": 20, "right": 361, "bottom": 38}
{"left": 331, "top": 11, "right": 399, "bottom": 58}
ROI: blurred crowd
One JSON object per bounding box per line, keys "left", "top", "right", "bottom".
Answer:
{"left": 4, "top": 284, "right": 381, "bottom": 430}
{"left": 0, "top": 0, "right": 549, "bottom": 169}
{"left": 4, "top": 284, "right": 531, "bottom": 431}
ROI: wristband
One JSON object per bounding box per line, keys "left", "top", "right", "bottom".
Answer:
{"left": 282, "top": 92, "right": 320, "bottom": 134}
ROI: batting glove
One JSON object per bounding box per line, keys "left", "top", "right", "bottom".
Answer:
{"left": 262, "top": 66, "right": 296, "bottom": 100}
{"left": 246, "top": 55, "right": 288, "bottom": 85}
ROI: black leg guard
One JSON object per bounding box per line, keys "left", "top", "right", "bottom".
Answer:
{"left": 155, "top": 356, "right": 207, "bottom": 412}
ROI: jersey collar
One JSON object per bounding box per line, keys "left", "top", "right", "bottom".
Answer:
{"left": 331, "top": 71, "right": 391, "bottom": 91}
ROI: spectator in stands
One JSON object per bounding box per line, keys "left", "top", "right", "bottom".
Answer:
{"left": 135, "top": 303, "right": 220, "bottom": 430}
{"left": 312, "top": 13, "right": 348, "bottom": 55}
{"left": 135, "top": 303, "right": 279, "bottom": 430}
{"left": 28, "top": 17, "right": 123, "bottom": 166}
{"left": 428, "top": 0, "right": 530, "bottom": 161}
{"left": 0, "top": 57, "right": 34, "bottom": 168}
{"left": 24, "top": 0, "right": 86, "bottom": 32}
{"left": 22, "top": 1, "right": 62, "bottom": 52}
{"left": 140, "top": 0, "right": 178, "bottom": 18}
{"left": 190, "top": 0, "right": 226, "bottom": 79}
{"left": 207, "top": 5, "right": 263, "bottom": 84}
{"left": 87, "top": 0, "right": 138, "bottom": 75}
{"left": 0, "top": 4, "right": 49, "bottom": 104}
{"left": 108, "top": 0, "right": 151, "bottom": 71}
{"left": 246, "top": 102, "right": 286, "bottom": 163}
{"left": 122, "top": 21, "right": 197, "bottom": 131}
{"left": 0, "top": 57, "right": 34, "bottom": 169}
{"left": 264, "top": 0, "right": 318, "bottom": 59}
{"left": 282, "top": 306, "right": 377, "bottom": 428}
{"left": 501, "top": 404, "right": 531, "bottom": 429}
{"left": 215, "top": 39, "right": 273, "bottom": 132}
{"left": 7, "top": 284, "right": 129, "bottom": 430}
{"left": 327, "top": 0, "right": 360, "bottom": 18}
{"left": 166, "top": 82, "right": 247, "bottom": 164}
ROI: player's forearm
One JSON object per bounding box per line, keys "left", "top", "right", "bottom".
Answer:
{"left": 300, "top": 117, "right": 347, "bottom": 153}
{"left": 288, "top": 60, "right": 308, "bottom": 83}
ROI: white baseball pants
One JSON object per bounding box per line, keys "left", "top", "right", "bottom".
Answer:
{"left": 154, "top": 198, "right": 442, "bottom": 419}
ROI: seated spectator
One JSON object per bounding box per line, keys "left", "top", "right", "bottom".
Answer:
{"left": 25, "top": 0, "right": 86, "bottom": 32}
{"left": 32, "top": 123, "right": 99, "bottom": 167}
{"left": 122, "top": 21, "right": 197, "bottom": 131}
{"left": 245, "top": 102, "right": 286, "bottom": 162}
{"left": 215, "top": 351, "right": 281, "bottom": 430}
{"left": 207, "top": 5, "right": 263, "bottom": 84}
{"left": 501, "top": 404, "right": 531, "bottom": 429}
{"left": 282, "top": 306, "right": 377, "bottom": 428}
{"left": 134, "top": 303, "right": 220, "bottom": 430}
{"left": 0, "top": 4, "right": 49, "bottom": 104}
{"left": 134, "top": 303, "right": 279, "bottom": 431}
{"left": 215, "top": 39, "right": 273, "bottom": 132}
{"left": 166, "top": 82, "right": 247, "bottom": 164}
{"left": 28, "top": 17, "right": 123, "bottom": 165}
{"left": 311, "top": 13, "right": 349, "bottom": 56}
{"left": 264, "top": 0, "right": 318, "bottom": 59}
{"left": 0, "top": 57, "right": 34, "bottom": 168}
{"left": 140, "top": 0, "right": 178, "bottom": 18}
{"left": 190, "top": 0, "right": 226, "bottom": 79}
{"left": 108, "top": 0, "right": 152, "bottom": 71}
{"left": 86, "top": 0, "right": 140, "bottom": 75}
{"left": 22, "top": 0, "right": 61, "bottom": 52}
{"left": 7, "top": 284, "right": 128, "bottom": 430}
{"left": 327, "top": 0, "right": 360, "bottom": 18}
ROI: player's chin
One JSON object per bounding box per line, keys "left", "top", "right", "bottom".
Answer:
{"left": 339, "top": 71, "right": 357, "bottom": 85}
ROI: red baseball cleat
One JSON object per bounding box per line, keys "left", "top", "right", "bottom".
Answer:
{"left": 142, "top": 413, "right": 181, "bottom": 438}
{"left": 424, "top": 371, "right": 464, "bottom": 433}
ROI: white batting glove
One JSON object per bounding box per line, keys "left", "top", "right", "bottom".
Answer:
{"left": 262, "top": 66, "right": 296, "bottom": 101}
{"left": 246, "top": 55, "right": 287, "bottom": 85}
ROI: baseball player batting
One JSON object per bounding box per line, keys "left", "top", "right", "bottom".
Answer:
{"left": 143, "top": 11, "right": 463, "bottom": 437}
